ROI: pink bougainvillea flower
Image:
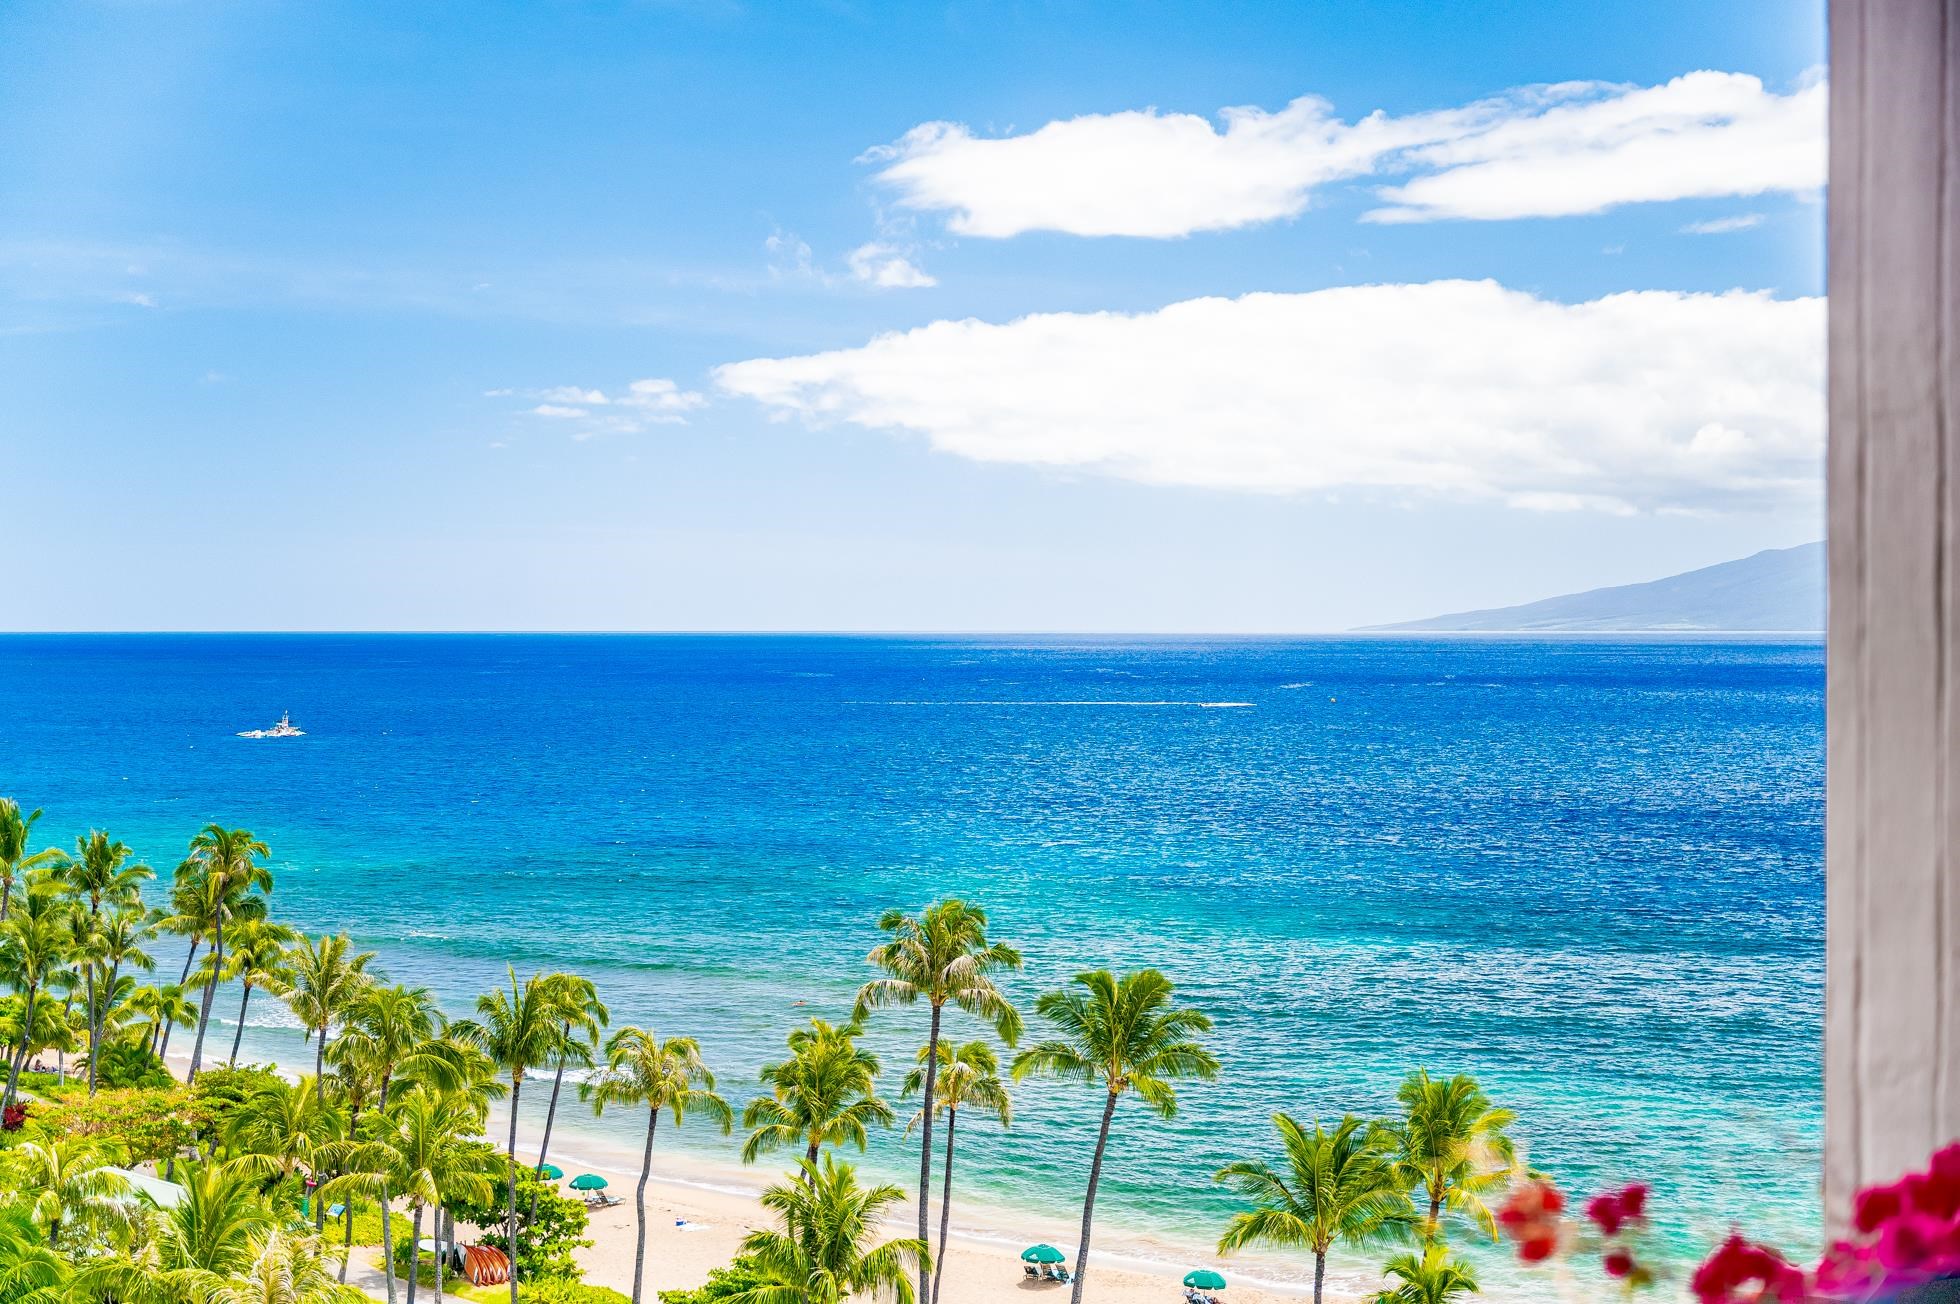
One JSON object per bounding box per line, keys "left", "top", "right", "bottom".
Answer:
{"left": 1692, "top": 1234, "right": 1809, "bottom": 1304}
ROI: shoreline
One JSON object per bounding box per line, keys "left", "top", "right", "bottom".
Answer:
{"left": 165, "top": 1046, "right": 1376, "bottom": 1303}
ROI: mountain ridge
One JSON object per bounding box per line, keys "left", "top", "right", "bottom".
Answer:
{"left": 1360, "top": 542, "right": 1824, "bottom": 632}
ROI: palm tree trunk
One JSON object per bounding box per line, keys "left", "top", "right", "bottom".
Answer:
{"left": 381, "top": 1187, "right": 399, "bottom": 1304}
{"left": 178, "top": 936, "right": 199, "bottom": 984}
{"left": 407, "top": 1204, "right": 424, "bottom": 1304}
{"left": 315, "top": 1021, "right": 327, "bottom": 1082}
{"left": 528, "top": 1048, "right": 570, "bottom": 1252}
{"left": 632, "top": 1106, "right": 659, "bottom": 1304}
{"left": 229, "top": 980, "right": 253, "bottom": 1065}
{"left": 83, "top": 949, "right": 99, "bottom": 1096}
{"left": 4, "top": 980, "right": 38, "bottom": 1108}
{"left": 915, "top": 1002, "right": 944, "bottom": 1304}
{"left": 186, "top": 911, "right": 224, "bottom": 1083}
{"left": 504, "top": 1073, "right": 523, "bottom": 1304}
{"left": 435, "top": 1206, "right": 447, "bottom": 1304}
{"left": 932, "top": 1107, "right": 957, "bottom": 1304}
{"left": 1426, "top": 1187, "right": 1443, "bottom": 1242}
{"left": 1069, "top": 1088, "right": 1120, "bottom": 1304}
{"left": 1313, "top": 1249, "right": 1326, "bottom": 1304}
{"left": 804, "top": 1138, "right": 821, "bottom": 1180}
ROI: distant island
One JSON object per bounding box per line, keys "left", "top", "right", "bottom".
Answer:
{"left": 1362, "top": 541, "right": 1824, "bottom": 632}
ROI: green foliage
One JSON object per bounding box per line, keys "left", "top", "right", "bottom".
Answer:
{"left": 524, "top": 1280, "right": 633, "bottom": 1304}
{"left": 188, "top": 1063, "right": 283, "bottom": 1147}
{"left": 656, "top": 1254, "right": 769, "bottom": 1304}
{"left": 33, "top": 1087, "right": 198, "bottom": 1164}
{"left": 322, "top": 1199, "right": 387, "bottom": 1248}
{"left": 445, "top": 1156, "right": 591, "bottom": 1279}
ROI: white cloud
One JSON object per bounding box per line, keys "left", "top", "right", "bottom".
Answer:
{"left": 1370, "top": 73, "right": 1825, "bottom": 222}
{"left": 714, "top": 280, "right": 1823, "bottom": 514}
{"left": 847, "top": 242, "right": 937, "bottom": 288}
{"left": 497, "top": 378, "right": 706, "bottom": 437}
{"left": 865, "top": 71, "right": 1823, "bottom": 236}
{"left": 115, "top": 291, "right": 158, "bottom": 308}
{"left": 1682, "top": 213, "right": 1768, "bottom": 235}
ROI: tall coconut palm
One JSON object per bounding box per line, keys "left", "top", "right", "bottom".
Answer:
{"left": 1, "top": 1137, "right": 130, "bottom": 1248}
{"left": 0, "top": 800, "right": 65, "bottom": 925}
{"left": 742, "top": 1018, "right": 895, "bottom": 1174}
{"left": 450, "top": 967, "right": 581, "bottom": 1304}
{"left": 734, "top": 1156, "right": 927, "bottom": 1304}
{"left": 1370, "top": 1245, "right": 1479, "bottom": 1304}
{"left": 583, "top": 1027, "right": 733, "bottom": 1304}
{"left": 1215, "top": 1114, "right": 1415, "bottom": 1304}
{"left": 83, "top": 905, "right": 155, "bottom": 1092}
{"left": 900, "top": 1040, "right": 1010, "bottom": 1304}
{"left": 221, "top": 918, "right": 297, "bottom": 1066}
{"left": 533, "top": 974, "right": 607, "bottom": 1197}
{"left": 197, "top": 1226, "right": 353, "bottom": 1304}
{"left": 58, "top": 831, "right": 153, "bottom": 1095}
{"left": 133, "top": 981, "right": 199, "bottom": 1059}
{"left": 281, "top": 932, "right": 376, "bottom": 1081}
{"left": 1012, "top": 969, "right": 1218, "bottom": 1304}
{"left": 0, "top": 883, "right": 75, "bottom": 1107}
{"left": 854, "top": 900, "right": 1021, "bottom": 1304}
{"left": 0, "top": 1205, "right": 68, "bottom": 1304}
{"left": 1382, "top": 1071, "right": 1517, "bottom": 1243}
{"left": 181, "top": 826, "right": 273, "bottom": 1083}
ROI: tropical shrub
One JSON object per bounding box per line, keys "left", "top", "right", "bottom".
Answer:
{"left": 91, "top": 1041, "right": 172, "bottom": 1090}
{"left": 521, "top": 1280, "right": 633, "bottom": 1304}
{"left": 446, "top": 1158, "right": 591, "bottom": 1279}
{"left": 33, "top": 1087, "right": 197, "bottom": 1163}
{"left": 656, "top": 1255, "right": 768, "bottom": 1304}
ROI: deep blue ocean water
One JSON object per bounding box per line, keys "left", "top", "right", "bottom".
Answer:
{"left": 0, "top": 635, "right": 1824, "bottom": 1287}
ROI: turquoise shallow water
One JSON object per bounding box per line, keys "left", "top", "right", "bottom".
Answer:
{"left": 0, "top": 634, "right": 1823, "bottom": 1289}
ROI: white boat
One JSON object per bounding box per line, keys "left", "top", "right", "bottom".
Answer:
{"left": 237, "top": 712, "right": 305, "bottom": 739}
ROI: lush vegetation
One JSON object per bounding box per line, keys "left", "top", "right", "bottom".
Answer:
{"left": 3, "top": 799, "right": 1548, "bottom": 1304}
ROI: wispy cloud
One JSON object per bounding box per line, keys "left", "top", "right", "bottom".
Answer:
{"left": 491, "top": 378, "right": 708, "bottom": 439}
{"left": 865, "top": 71, "right": 1823, "bottom": 237}
{"left": 716, "top": 280, "right": 1824, "bottom": 514}
{"left": 1681, "top": 213, "right": 1767, "bottom": 235}
{"left": 766, "top": 227, "right": 936, "bottom": 290}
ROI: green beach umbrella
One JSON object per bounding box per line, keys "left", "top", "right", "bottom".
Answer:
{"left": 569, "top": 1173, "right": 609, "bottom": 1192}
{"left": 535, "top": 1163, "right": 563, "bottom": 1180}
{"left": 1021, "top": 1245, "right": 1066, "bottom": 1264}
{"left": 1183, "top": 1270, "right": 1227, "bottom": 1290}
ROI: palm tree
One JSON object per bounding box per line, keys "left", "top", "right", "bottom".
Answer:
{"left": 219, "top": 917, "right": 297, "bottom": 1067}
{"left": 0, "top": 1205, "right": 68, "bottom": 1304}
{"left": 900, "top": 1040, "right": 1010, "bottom": 1304}
{"left": 1, "top": 1137, "right": 130, "bottom": 1248}
{"left": 1382, "top": 1071, "right": 1517, "bottom": 1243}
{"left": 385, "top": 1087, "right": 499, "bottom": 1304}
{"left": 282, "top": 931, "right": 377, "bottom": 1081}
{"left": 733, "top": 1156, "right": 927, "bottom": 1304}
{"left": 450, "top": 967, "right": 581, "bottom": 1304}
{"left": 533, "top": 974, "right": 607, "bottom": 1198}
{"left": 80, "top": 904, "right": 155, "bottom": 1093}
{"left": 854, "top": 900, "right": 1021, "bottom": 1304}
{"left": 582, "top": 1027, "right": 733, "bottom": 1304}
{"left": 0, "top": 800, "right": 66, "bottom": 924}
{"left": 78, "top": 1159, "right": 275, "bottom": 1299}
{"left": 198, "top": 1226, "right": 354, "bottom": 1304}
{"left": 181, "top": 825, "right": 273, "bottom": 1083}
{"left": 226, "top": 1074, "right": 347, "bottom": 1193}
{"left": 1, "top": 882, "right": 74, "bottom": 1107}
{"left": 131, "top": 981, "right": 199, "bottom": 1059}
{"left": 1215, "top": 1113, "right": 1414, "bottom": 1304}
{"left": 742, "top": 1018, "right": 895, "bottom": 1173}
{"left": 58, "top": 831, "right": 153, "bottom": 1096}
{"left": 1370, "top": 1245, "right": 1479, "bottom": 1304}
{"left": 1012, "top": 969, "right": 1218, "bottom": 1304}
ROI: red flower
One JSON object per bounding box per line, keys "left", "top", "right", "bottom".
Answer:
{"left": 1692, "top": 1234, "right": 1809, "bottom": 1304}
{"left": 1604, "top": 1250, "right": 1635, "bottom": 1279}
{"left": 1619, "top": 1184, "right": 1649, "bottom": 1220}
{"left": 0, "top": 1102, "right": 25, "bottom": 1132}
{"left": 1852, "top": 1182, "right": 1904, "bottom": 1235}
{"left": 1588, "top": 1193, "right": 1626, "bottom": 1236}
{"left": 1499, "top": 1180, "right": 1565, "bottom": 1264}
{"left": 1519, "top": 1235, "right": 1558, "bottom": 1263}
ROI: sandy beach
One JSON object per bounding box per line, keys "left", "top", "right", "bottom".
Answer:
{"left": 165, "top": 1049, "right": 1356, "bottom": 1304}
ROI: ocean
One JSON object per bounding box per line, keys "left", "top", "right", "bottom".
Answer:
{"left": 0, "top": 634, "right": 1824, "bottom": 1291}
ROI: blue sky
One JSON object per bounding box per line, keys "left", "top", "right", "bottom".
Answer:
{"left": 1, "top": 1, "right": 1825, "bottom": 631}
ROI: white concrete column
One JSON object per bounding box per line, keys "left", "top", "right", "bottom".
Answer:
{"left": 1826, "top": 0, "right": 1960, "bottom": 1230}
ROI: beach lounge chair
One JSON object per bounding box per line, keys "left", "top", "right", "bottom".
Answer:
{"left": 1024, "top": 1265, "right": 1040, "bottom": 1279}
